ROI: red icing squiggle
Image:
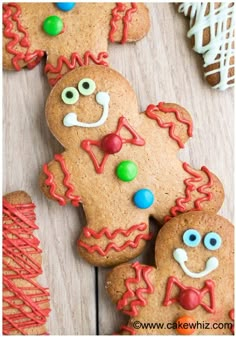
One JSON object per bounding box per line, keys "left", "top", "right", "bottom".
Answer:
{"left": 109, "top": 3, "right": 138, "bottom": 44}
{"left": 81, "top": 116, "right": 145, "bottom": 174}
{"left": 119, "top": 325, "right": 136, "bottom": 335}
{"left": 164, "top": 163, "right": 213, "bottom": 222}
{"left": 45, "top": 51, "right": 109, "bottom": 86}
{"left": 146, "top": 102, "right": 193, "bottom": 148}
{"left": 78, "top": 223, "right": 152, "bottom": 256}
{"left": 163, "top": 276, "right": 215, "bottom": 313}
{"left": 43, "top": 153, "right": 81, "bottom": 206}
{"left": 117, "top": 262, "right": 154, "bottom": 316}
{"left": 3, "top": 198, "right": 50, "bottom": 335}
{"left": 229, "top": 309, "right": 234, "bottom": 334}
{"left": 3, "top": 3, "right": 44, "bottom": 71}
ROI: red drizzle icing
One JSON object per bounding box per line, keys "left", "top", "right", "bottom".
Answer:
{"left": 163, "top": 276, "right": 215, "bottom": 313}
{"left": 229, "top": 309, "right": 234, "bottom": 334}
{"left": 119, "top": 325, "right": 136, "bottom": 335}
{"left": 45, "top": 51, "right": 109, "bottom": 86}
{"left": 146, "top": 102, "right": 193, "bottom": 148}
{"left": 117, "top": 262, "right": 154, "bottom": 316}
{"left": 78, "top": 223, "right": 152, "bottom": 256}
{"left": 3, "top": 198, "right": 50, "bottom": 335}
{"left": 3, "top": 3, "right": 44, "bottom": 71}
{"left": 43, "top": 153, "right": 81, "bottom": 207}
{"left": 164, "top": 163, "right": 214, "bottom": 222}
{"left": 109, "top": 3, "right": 138, "bottom": 44}
{"left": 81, "top": 116, "right": 145, "bottom": 174}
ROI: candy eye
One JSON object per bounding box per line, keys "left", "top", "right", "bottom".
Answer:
{"left": 183, "top": 229, "right": 201, "bottom": 247}
{"left": 78, "top": 78, "right": 96, "bottom": 96}
{"left": 61, "top": 87, "right": 79, "bottom": 105}
{"left": 204, "top": 232, "right": 222, "bottom": 251}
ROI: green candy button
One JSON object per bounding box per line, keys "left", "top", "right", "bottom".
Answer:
{"left": 116, "top": 160, "right": 138, "bottom": 182}
{"left": 43, "top": 16, "right": 63, "bottom": 36}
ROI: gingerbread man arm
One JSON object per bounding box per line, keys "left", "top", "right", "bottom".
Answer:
{"left": 144, "top": 102, "right": 193, "bottom": 149}
{"left": 39, "top": 153, "right": 81, "bottom": 207}
{"left": 106, "top": 262, "right": 157, "bottom": 317}
{"left": 109, "top": 3, "right": 150, "bottom": 44}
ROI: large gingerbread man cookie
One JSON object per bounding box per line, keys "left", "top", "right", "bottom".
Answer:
{"left": 3, "top": 2, "right": 150, "bottom": 85}
{"left": 178, "top": 2, "right": 235, "bottom": 90}
{"left": 106, "top": 211, "right": 234, "bottom": 335}
{"left": 39, "top": 65, "right": 224, "bottom": 267}
{"left": 3, "top": 191, "right": 51, "bottom": 335}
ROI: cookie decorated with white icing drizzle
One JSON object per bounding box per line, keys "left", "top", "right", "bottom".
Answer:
{"left": 178, "top": 2, "right": 235, "bottom": 90}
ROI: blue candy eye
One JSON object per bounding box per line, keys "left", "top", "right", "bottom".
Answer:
{"left": 183, "top": 229, "right": 201, "bottom": 247}
{"left": 204, "top": 232, "right": 221, "bottom": 251}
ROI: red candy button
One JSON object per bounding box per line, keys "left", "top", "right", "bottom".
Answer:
{"left": 101, "top": 133, "right": 123, "bottom": 154}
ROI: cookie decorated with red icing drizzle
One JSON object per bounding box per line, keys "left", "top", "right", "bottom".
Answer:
{"left": 106, "top": 212, "right": 234, "bottom": 335}
{"left": 3, "top": 2, "right": 150, "bottom": 85}
{"left": 2, "top": 191, "right": 50, "bottom": 335}
{"left": 39, "top": 65, "right": 224, "bottom": 267}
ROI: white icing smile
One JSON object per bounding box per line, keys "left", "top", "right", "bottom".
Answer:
{"left": 63, "top": 92, "right": 110, "bottom": 128}
{"left": 173, "top": 248, "right": 219, "bottom": 279}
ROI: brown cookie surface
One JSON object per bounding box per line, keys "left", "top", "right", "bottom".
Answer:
{"left": 3, "top": 191, "right": 50, "bottom": 335}
{"left": 106, "top": 211, "right": 234, "bottom": 335}
{"left": 3, "top": 2, "right": 150, "bottom": 85}
{"left": 39, "top": 65, "right": 224, "bottom": 267}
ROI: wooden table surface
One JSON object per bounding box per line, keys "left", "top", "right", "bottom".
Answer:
{"left": 3, "top": 3, "right": 234, "bottom": 335}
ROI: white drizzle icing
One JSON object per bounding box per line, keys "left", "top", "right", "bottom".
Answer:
{"left": 178, "top": 2, "right": 235, "bottom": 90}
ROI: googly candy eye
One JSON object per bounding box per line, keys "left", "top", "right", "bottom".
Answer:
{"left": 78, "top": 78, "right": 96, "bottom": 96}
{"left": 61, "top": 87, "right": 79, "bottom": 105}
{"left": 183, "top": 229, "right": 201, "bottom": 247}
{"left": 204, "top": 232, "right": 222, "bottom": 251}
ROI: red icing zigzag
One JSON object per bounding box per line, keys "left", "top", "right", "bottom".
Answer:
{"left": 43, "top": 153, "right": 81, "bottom": 207}
{"left": 164, "top": 163, "right": 213, "bottom": 222}
{"left": 146, "top": 102, "right": 193, "bottom": 148}
{"left": 45, "top": 51, "right": 109, "bottom": 86}
{"left": 3, "top": 198, "right": 50, "bottom": 335}
{"left": 3, "top": 3, "right": 44, "bottom": 71}
{"left": 117, "top": 262, "right": 154, "bottom": 316}
{"left": 229, "top": 309, "right": 234, "bottom": 334}
{"left": 119, "top": 325, "right": 136, "bottom": 335}
{"left": 78, "top": 224, "right": 152, "bottom": 256}
{"left": 109, "top": 3, "right": 138, "bottom": 44}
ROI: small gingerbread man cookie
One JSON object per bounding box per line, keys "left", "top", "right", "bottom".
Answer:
{"left": 178, "top": 2, "right": 235, "bottom": 90}
{"left": 3, "top": 191, "right": 51, "bottom": 335}
{"left": 39, "top": 65, "right": 224, "bottom": 267}
{"left": 3, "top": 2, "right": 150, "bottom": 85}
{"left": 106, "top": 211, "right": 234, "bottom": 335}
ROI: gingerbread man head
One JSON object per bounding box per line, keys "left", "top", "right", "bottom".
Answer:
{"left": 3, "top": 2, "right": 150, "bottom": 85}
{"left": 40, "top": 65, "right": 224, "bottom": 267}
{"left": 106, "top": 211, "right": 234, "bottom": 335}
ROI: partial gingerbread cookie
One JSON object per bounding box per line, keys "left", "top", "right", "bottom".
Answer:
{"left": 3, "top": 2, "right": 150, "bottom": 85}
{"left": 39, "top": 65, "right": 224, "bottom": 267}
{"left": 178, "top": 2, "right": 235, "bottom": 90}
{"left": 106, "top": 211, "right": 234, "bottom": 335}
{"left": 3, "top": 191, "right": 50, "bottom": 335}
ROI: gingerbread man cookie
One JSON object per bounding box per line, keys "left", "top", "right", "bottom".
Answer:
{"left": 3, "top": 191, "right": 50, "bottom": 335}
{"left": 3, "top": 2, "right": 150, "bottom": 85}
{"left": 178, "top": 2, "right": 235, "bottom": 90}
{"left": 106, "top": 211, "right": 234, "bottom": 335}
{"left": 39, "top": 65, "right": 224, "bottom": 267}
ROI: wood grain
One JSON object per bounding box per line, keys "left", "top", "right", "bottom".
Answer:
{"left": 3, "top": 3, "right": 234, "bottom": 335}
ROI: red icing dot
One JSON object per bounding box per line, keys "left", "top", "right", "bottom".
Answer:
{"left": 101, "top": 133, "right": 123, "bottom": 154}
{"left": 178, "top": 288, "right": 200, "bottom": 310}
